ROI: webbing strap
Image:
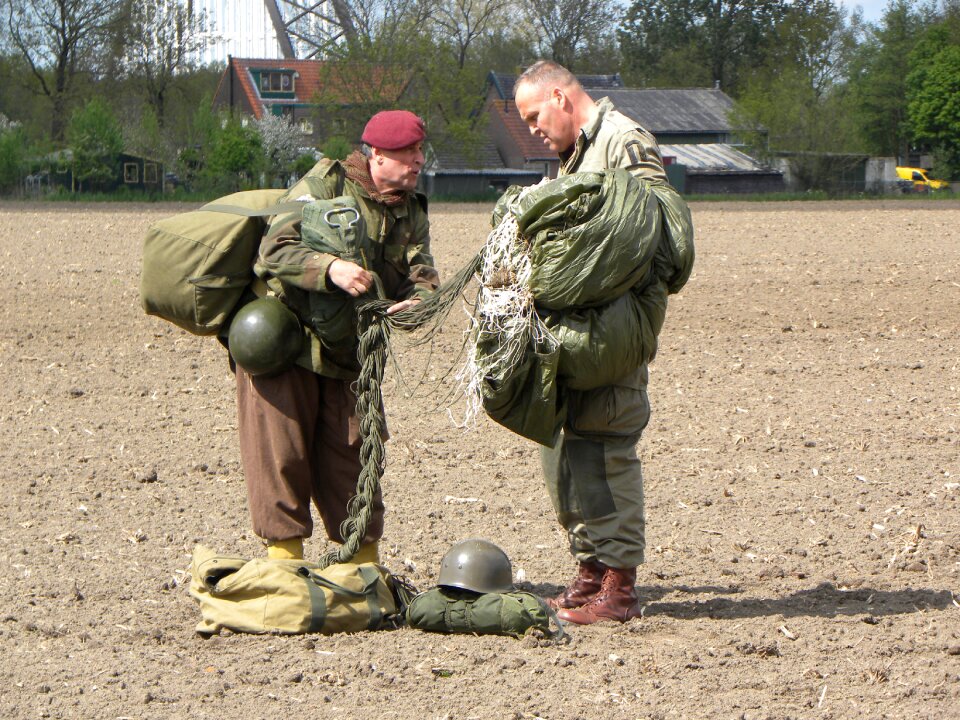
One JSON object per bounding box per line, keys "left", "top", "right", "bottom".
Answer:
{"left": 357, "top": 566, "right": 384, "bottom": 631}
{"left": 199, "top": 201, "right": 306, "bottom": 217}
{"left": 300, "top": 566, "right": 329, "bottom": 634}
{"left": 298, "top": 567, "right": 366, "bottom": 597}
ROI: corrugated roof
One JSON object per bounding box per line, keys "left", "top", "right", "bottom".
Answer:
{"left": 593, "top": 88, "right": 734, "bottom": 135}
{"left": 660, "top": 143, "right": 777, "bottom": 174}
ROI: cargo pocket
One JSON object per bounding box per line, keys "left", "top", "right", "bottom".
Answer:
{"left": 568, "top": 369, "right": 650, "bottom": 438}
{"left": 190, "top": 271, "right": 252, "bottom": 332}
{"left": 307, "top": 293, "right": 356, "bottom": 348}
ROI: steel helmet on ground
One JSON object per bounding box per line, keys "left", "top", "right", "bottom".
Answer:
{"left": 437, "top": 538, "right": 513, "bottom": 594}
{"left": 227, "top": 297, "right": 302, "bottom": 377}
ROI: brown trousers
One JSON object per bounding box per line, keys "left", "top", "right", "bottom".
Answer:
{"left": 235, "top": 364, "right": 384, "bottom": 544}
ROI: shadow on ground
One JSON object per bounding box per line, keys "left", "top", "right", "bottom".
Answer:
{"left": 525, "top": 581, "right": 956, "bottom": 620}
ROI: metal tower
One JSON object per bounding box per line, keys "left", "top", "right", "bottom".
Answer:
{"left": 264, "top": 0, "right": 357, "bottom": 59}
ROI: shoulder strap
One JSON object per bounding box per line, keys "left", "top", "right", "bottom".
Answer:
{"left": 330, "top": 160, "right": 346, "bottom": 196}
{"left": 199, "top": 200, "right": 306, "bottom": 217}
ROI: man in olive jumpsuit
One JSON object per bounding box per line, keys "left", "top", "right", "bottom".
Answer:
{"left": 236, "top": 111, "right": 439, "bottom": 562}
{"left": 514, "top": 61, "right": 670, "bottom": 624}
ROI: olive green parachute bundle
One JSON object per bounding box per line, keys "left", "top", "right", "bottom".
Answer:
{"left": 468, "top": 170, "right": 695, "bottom": 446}
{"left": 494, "top": 169, "right": 660, "bottom": 309}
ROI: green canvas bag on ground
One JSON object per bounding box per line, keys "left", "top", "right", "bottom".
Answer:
{"left": 140, "top": 190, "right": 304, "bottom": 335}
{"left": 405, "top": 586, "right": 563, "bottom": 639}
{"left": 188, "top": 545, "right": 414, "bottom": 635}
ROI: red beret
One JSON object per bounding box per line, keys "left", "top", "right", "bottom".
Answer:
{"left": 361, "top": 110, "right": 426, "bottom": 150}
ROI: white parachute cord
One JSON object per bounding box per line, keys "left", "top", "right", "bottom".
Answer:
{"left": 457, "top": 210, "right": 539, "bottom": 428}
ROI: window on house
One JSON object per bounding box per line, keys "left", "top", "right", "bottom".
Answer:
{"left": 124, "top": 163, "right": 139, "bottom": 184}
{"left": 144, "top": 163, "right": 158, "bottom": 183}
{"left": 260, "top": 71, "right": 294, "bottom": 93}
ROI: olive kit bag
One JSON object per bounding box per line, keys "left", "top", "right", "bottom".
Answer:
{"left": 405, "top": 586, "right": 563, "bottom": 639}
{"left": 188, "top": 545, "right": 415, "bottom": 635}
{"left": 140, "top": 190, "right": 304, "bottom": 335}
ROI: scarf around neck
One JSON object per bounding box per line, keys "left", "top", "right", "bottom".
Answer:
{"left": 343, "top": 150, "right": 408, "bottom": 207}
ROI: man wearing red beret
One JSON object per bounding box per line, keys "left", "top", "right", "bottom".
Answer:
{"left": 234, "top": 109, "right": 439, "bottom": 563}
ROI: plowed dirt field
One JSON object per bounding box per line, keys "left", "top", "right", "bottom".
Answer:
{"left": 1, "top": 198, "right": 958, "bottom": 719}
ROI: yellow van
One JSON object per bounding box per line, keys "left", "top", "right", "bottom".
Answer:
{"left": 896, "top": 166, "right": 950, "bottom": 191}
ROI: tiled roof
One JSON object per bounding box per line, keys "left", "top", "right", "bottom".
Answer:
{"left": 593, "top": 88, "right": 734, "bottom": 135}
{"left": 223, "top": 58, "right": 411, "bottom": 118}
{"left": 489, "top": 100, "right": 556, "bottom": 161}
{"left": 428, "top": 134, "right": 506, "bottom": 171}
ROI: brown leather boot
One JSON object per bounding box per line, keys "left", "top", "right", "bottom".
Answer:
{"left": 556, "top": 567, "right": 642, "bottom": 624}
{"left": 546, "top": 560, "right": 607, "bottom": 610}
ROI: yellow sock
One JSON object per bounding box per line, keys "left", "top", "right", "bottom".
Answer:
{"left": 266, "top": 537, "right": 304, "bottom": 560}
{"left": 352, "top": 541, "right": 380, "bottom": 564}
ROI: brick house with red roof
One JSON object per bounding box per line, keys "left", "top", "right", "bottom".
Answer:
{"left": 213, "top": 57, "right": 413, "bottom": 144}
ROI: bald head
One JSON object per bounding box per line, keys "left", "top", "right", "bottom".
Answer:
{"left": 516, "top": 60, "right": 579, "bottom": 92}
{"left": 514, "top": 60, "right": 596, "bottom": 154}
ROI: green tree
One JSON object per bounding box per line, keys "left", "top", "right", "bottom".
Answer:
{"left": 175, "top": 93, "right": 220, "bottom": 191}
{"left": 520, "top": 0, "right": 618, "bottom": 70}
{"left": 66, "top": 96, "right": 123, "bottom": 190}
{"left": 906, "top": 12, "right": 960, "bottom": 176}
{"left": 114, "top": 0, "right": 210, "bottom": 125}
{"left": 321, "top": 136, "right": 351, "bottom": 160}
{"left": 731, "top": 1, "right": 862, "bottom": 190}
{"left": 126, "top": 103, "right": 164, "bottom": 161}
{"left": 4, "top": 0, "right": 125, "bottom": 140}
{"left": 618, "top": 0, "right": 786, "bottom": 93}
{"left": 207, "top": 115, "right": 261, "bottom": 191}
{"left": 0, "top": 113, "right": 27, "bottom": 193}
{"left": 847, "top": 0, "right": 933, "bottom": 159}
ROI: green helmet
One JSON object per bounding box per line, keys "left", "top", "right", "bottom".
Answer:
{"left": 227, "top": 297, "right": 302, "bottom": 377}
{"left": 437, "top": 539, "right": 513, "bottom": 594}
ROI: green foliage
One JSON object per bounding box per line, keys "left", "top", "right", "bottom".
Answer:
{"left": 0, "top": 116, "right": 28, "bottom": 193}
{"left": 618, "top": 0, "right": 786, "bottom": 93}
{"left": 255, "top": 114, "right": 307, "bottom": 184}
{"left": 730, "top": 1, "right": 866, "bottom": 190}
{"left": 175, "top": 94, "right": 223, "bottom": 192}
{"left": 207, "top": 116, "right": 262, "bottom": 191}
{"left": 846, "top": 0, "right": 931, "bottom": 158}
{"left": 66, "top": 98, "right": 124, "bottom": 190}
{"left": 294, "top": 153, "right": 319, "bottom": 177}
{"left": 321, "top": 136, "right": 351, "bottom": 161}
{"left": 906, "top": 16, "right": 960, "bottom": 177}
{"left": 128, "top": 104, "right": 165, "bottom": 161}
